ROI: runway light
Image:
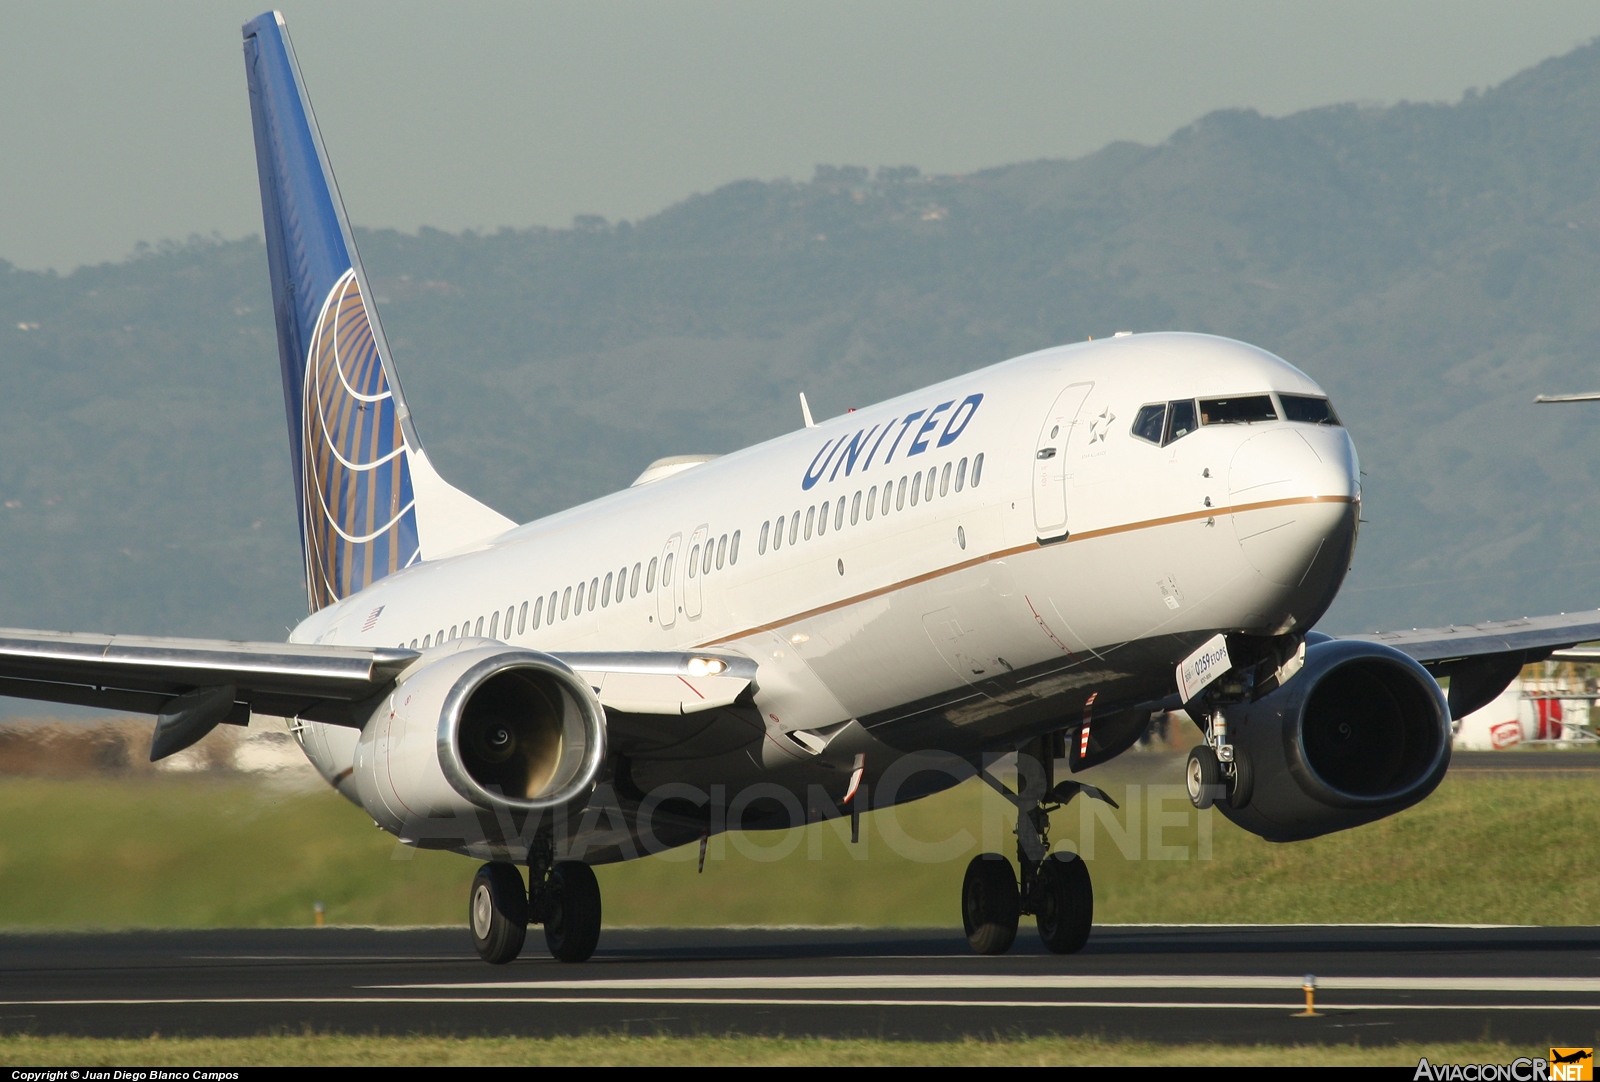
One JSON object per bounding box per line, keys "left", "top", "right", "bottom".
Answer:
{"left": 313, "top": 901, "right": 325, "bottom": 928}
{"left": 1294, "top": 973, "right": 1321, "bottom": 1017}
{"left": 686, "top": 656, "right": 727, "bottom": 677}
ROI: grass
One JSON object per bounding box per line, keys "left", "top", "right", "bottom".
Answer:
{"left": 0, "top": 1033, "right": 1539, "bottom": 1066}
{"left": 0, "top": 764, "right": 1597, "bottom": 927}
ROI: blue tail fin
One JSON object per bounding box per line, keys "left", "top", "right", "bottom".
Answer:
{"left": 242, "top": 12, "right": 513, "bottom": 612}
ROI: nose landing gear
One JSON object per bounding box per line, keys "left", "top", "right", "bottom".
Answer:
{"left": 968, "top": 736, "right": 1117, "bottom": 955}
{"left": 1186, "top": 711, "right": 1252, "bottom": 811}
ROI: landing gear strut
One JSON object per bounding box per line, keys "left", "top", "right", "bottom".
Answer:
{"left": 969, "top": 736, "right": 1115, "bottom": 955}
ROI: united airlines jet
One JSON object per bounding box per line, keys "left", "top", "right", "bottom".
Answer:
{"left": 4, "top": 12, "right": 1595, "bottom": 963}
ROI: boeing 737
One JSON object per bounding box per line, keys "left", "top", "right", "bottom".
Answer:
{"left": 5, "top": 12, "right": 1598, "bottom": 963}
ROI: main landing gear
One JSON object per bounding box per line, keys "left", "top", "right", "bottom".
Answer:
{"left": 967, "top": 736, "right": 1116, "bottom": 955}
{"left": 468, "top": 836, "right": 603, "bottom": 965}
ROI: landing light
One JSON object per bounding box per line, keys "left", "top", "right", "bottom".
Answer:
{"left": 686, "top": 656, "right": 727, "bottom": 677}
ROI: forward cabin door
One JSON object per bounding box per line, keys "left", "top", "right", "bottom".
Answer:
{"left": 1032, "top": 382, "right": 1094, "bottom": 542}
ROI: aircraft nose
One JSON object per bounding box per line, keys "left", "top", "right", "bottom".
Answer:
{"left": 1228, "top": 427, "right": 1358, "bottom": 587}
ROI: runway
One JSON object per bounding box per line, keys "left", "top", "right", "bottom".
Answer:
{"left": 4, "top": 925, "right": 1599, "bottom": 1045}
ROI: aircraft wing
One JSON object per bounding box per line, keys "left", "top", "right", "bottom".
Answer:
{"left": 0, "top": 628, "right": 756, "bottom": 758}
{"left": 1342, "top": 609, "right": 1600, "bottom": 716}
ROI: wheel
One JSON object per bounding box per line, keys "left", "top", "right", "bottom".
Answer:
{"left": 1186, "top": 745, "right": 1222, "bottom": 810}
{"left": 961, "top": 854, "right": 1019, "bottom": 955}
{"left": 469, "top": 862, "right": 527, "bottom": 965}
{"left": 1227, "top": 750, "right": 1254, "bottom": 809}
{"left": 1035, "top": 852, "right": 1093, "bottom": 954}
{"left": 543, "top": 860, "right": 602, "bottom": 963}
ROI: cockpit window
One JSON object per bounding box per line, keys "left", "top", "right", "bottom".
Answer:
{"left": 1131, "top": 403, "right": 1166, "bottom": 445}
{"left": 1279, "top": 393, "right": 1341, "bottom": 426}
{"left": 1199, "top": 395, "right": 1278, "bottom": 425}
{"left": 1165, "top": 399, "right": 1198, "bottom": 445}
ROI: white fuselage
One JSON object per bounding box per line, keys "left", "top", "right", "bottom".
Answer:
{"left": 290, "top": 332, "right": 1360, "bottom": 845}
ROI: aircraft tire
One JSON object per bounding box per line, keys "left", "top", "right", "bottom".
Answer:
{"left": 1227, "top": 749, "right": 1254, "bottom": 809}
{"left": 543, "top": 860, "right": 602, "bottom": 963}
{"left": 1035, "top": 853, "right": 1093, "bottom": 954}
{"left": 469, "top": 862, "right": 528, "bottom": 965}
{"left": 1186, "top": 745, "right": 1222, "bottom": 810}
{"left": 962, "top": 854, "right": 1019, "bottom": 955}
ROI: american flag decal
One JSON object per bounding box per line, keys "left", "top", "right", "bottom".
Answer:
{"left": 361, "top": 605, "right": 385, "bottom": 632}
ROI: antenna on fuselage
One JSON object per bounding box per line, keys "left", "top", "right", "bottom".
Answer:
{"left": 800, "top": 392, "right": 817, "bottom": 428}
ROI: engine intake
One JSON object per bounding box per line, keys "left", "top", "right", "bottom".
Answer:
{"left": 351, "top": 643, "right": 607, "bottom": 847}
{"left": 440, "top": 651, "right": 603, "bottom": 809}
{"left": 1219, "top": 638, "right": 1450, "bottom": 841}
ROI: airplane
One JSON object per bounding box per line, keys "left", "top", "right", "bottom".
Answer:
{"left": 5, "top": 9, "right": 1600, "bottom": 965}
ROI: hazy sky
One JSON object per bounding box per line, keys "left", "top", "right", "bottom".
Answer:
{"left": 4, "top": 1, "right": 1599, "bottom": 272}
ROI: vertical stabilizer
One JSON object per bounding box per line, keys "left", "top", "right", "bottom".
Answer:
{"left": 242, "top": 12, "right": 514, "bottom": 612}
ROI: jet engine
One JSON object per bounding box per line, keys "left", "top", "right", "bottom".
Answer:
{"left": 347, "top": 643, "right": 607, "bottom": 851}
{"left": 1217, "top": 638, "right": 1450, "bottom": 842}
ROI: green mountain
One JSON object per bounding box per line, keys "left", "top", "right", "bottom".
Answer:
{"left": 4, "top": 40, "right": 1600, "bottom": 648}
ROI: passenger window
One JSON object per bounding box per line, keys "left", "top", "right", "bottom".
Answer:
{"left": 688, "top": 545, "right": 700, "bottom": 578}
{"left": 590, "top": 577, "right": 599, "bottom": 607}
{"left": 476, "top": 616, "right": 484, "bottom": 637}
{"left": 663, "top": 553, "right": 675, "bottom": 587}
{"left": 1279, "top": 393, "right": 1340, "bottom": 425}
{"left": 449, "top": 625, "right": 458, "bottom": 640}
{"left": 790, "top": 512, "right": 801, "bottom": 546}
{"left": 703, "top": 542, "right": 714, "bottom": 576}
{"left": 910, "top": 471, "right": 922, "bottom": 506}
{"left": 561, "top": 587, "right": 571, "bottom": 620}
{"left": 531, "top": 597, "right": 542, "bottom": 630}
{"left": 437, "top": 628, "right": 444, "bottom": 643}
{"left": 804, "top": 506, "right": 815, "bottom": 540}
{"left": 940, "top": 462, "right": 951, "bottom": 496}
{"left": 865, "top": 486, "right": 877, "bottom": 520}
{"left": 731, "top": 530, "right": 741, "bottom": 564}
{"left": 630, "top": 563, "right": 641, "bottom": 597}
{"left": 1131, "top": 403, "right": 1166, "bottom": 445}
{"left": 835, "top": 498, "right": 845, "bottom": 530}
{"left": 818, "top": 500, "right": 829, "bottom": 536}
{"left": 716, "top": 534, "right": 727, "bottom": 569}
{"left": 1198, "top": 395, "right": 1277, "bottom": 425}
{"left": 602, "top": 572, "right": 613, "bottom": 607}
{"left": 972, "top": 453, "right": 985, "bottom": 487}
{"left": 774, "top": 515, "right": 785, "bottom": 550}
{"left": 759, "top": 521, "right": 770, "bottom": 554}
{"left": 423, "top": 634, "right": 431, "bottom": 648}
{"left": 1164, "top": 400, "right": 1198, "bottom": 445}
{"left": 896, "top": 476, "right": 907, "bottom": 510}
{"left": 575, "top": 582, "right": 586, "bottom": 613}
{"left": 925, "top": 470, "right": 937, "bottom": 502}
{"left": 851, "top": 491, "right": 861, "bottom": 524}
{"left": 955, "top": 457, "right": 967, "bottom": 492}
{"left": 647, "top": 558, "right": 658, "bottom": 592}
{"left": 548, "top": 591, "right": 558, "bottom": 619}
{"left": 506, "top": 605, "right": 516, "bottom": 635}
{"left": 410, "top": 639, "right": 417, "bottom": 649}
{"left": 489, "top": 611, "right": 499, "bottom": 639}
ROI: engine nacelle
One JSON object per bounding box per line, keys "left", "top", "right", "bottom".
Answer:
{"left": 1219, "top": 638, "right": 1450, "bottom": 842}
{"left": 350, "top": 642, "right": 607, "bottom": 849}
